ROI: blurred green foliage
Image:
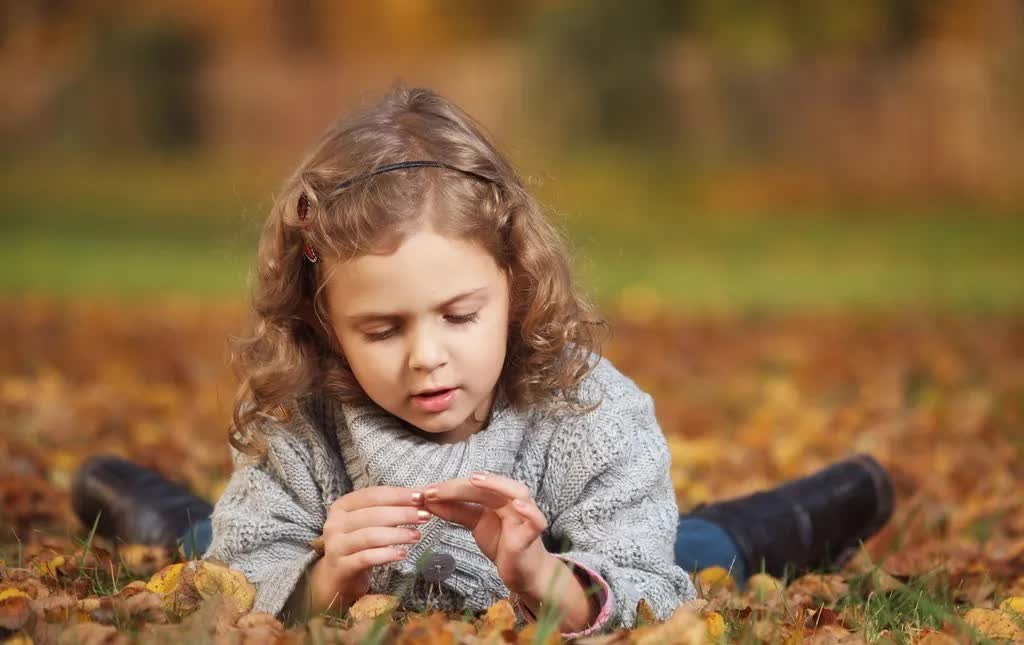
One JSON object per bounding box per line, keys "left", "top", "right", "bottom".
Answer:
{"left": 53, "top": 19, "right": 205, "bottom": 152}
{"left": 3, "top": 156, "right": 1020, "bottom": 311}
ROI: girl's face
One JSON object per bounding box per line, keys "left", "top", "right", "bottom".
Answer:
{"left": 324, "top": 228, "right": 510, "bottom": 444}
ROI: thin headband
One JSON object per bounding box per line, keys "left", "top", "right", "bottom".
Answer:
{"left": 297, "top": 160, "right": 494, "bottom": 264}
{"left": 325, "top": 160, "right": 493, "bottom": 200}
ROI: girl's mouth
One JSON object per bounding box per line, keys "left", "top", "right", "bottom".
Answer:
{"left": 411, "top": 387, "right": 458, "bottom": 413}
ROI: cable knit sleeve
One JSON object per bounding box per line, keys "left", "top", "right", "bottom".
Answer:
{"left": 545, "top": 385, "right": 696, "bottom": 632}
{"left": 203, "top": 401, "right": 344, "bottom": 619}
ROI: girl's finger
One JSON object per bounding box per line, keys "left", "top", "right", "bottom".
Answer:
{"left": 424, "top": 479, "right": 508, "bottom": 509}
{"left": 467, "top": 472, "right": 531, "bottom": 502}
{"left": 337, "top": 545, "right": 409, "bottom": 575}
{"left": 510, "top": 497, "right": 549, "bottom": 532}
{"left": 335, "top": 526, "right": 422, "bottom": 556}
{"left": 498, "top": 507, "right": 545, "bottom": 553}
{"left": 339, "top": 506, "right": 431, "bottom": 532}
{"left": 331, "top": 486, "right": 424, "bottom": 514}
{"left": 423, "top": 499, "right": 485, "bottom": 530}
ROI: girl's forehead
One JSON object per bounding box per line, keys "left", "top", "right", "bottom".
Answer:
{"left": 325, "top": 230, "right": 506, "bottom": 313}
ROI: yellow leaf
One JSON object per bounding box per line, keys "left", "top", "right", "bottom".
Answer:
{"left": 146, "top": 562, "right": 185, "bottom": 596}
{"left": 704, "top": 611, "right": 726, "bottom": 640}
{"left": 479, "top": 598, "right": 516, "bottom": 636}
{"left": 695, "top": 566, "right": 736, "bottom": 593}
{"left": 746, "top": 573, "right": 783, "bottom": 595}
{"left": 192, "top": 561, "right": 256, "bottom": 615}
{"left": 1000, "top": 596, "right": 1024, "bottom": 615}
{"left": 32, "top": 555, "right": 65, "bottom": 578}
{"left": 963, "top": 607, "right": 1024, "bottom": 641}
{"left": 347, "top": 594, "right": 399, "bottom": 622}
{"left": 0, "top": 588, "right": 30, "bottom": 602}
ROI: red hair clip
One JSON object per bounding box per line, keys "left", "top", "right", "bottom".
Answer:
{"left": 297, "top": 195, "right": 319, "bottom": 263}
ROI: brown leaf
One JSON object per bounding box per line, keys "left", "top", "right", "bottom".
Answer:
{"left": 627, "top": 603, "right": 706, "bottom": 644}
{"left": 57, "top": 621, "right": 128, "bottom": 645}
{"left": 635, "top": 598, "right": 657, "bottom": 626}
{"left": 32, "top": 593, "right": 76, "bottom": 622}
{"left": 118, "top": 544, "right": 170, "bottom": 577}
{"left": 0, "top": 590, "right": 32, "bottom": 631}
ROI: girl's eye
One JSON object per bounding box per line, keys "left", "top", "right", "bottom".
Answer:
{"left": 365, "top": 328, "right": 398, "bottom": 342}
{"left": 364, "top": 313, "right": 479, "bottom": 342}
{"left": 445, "top": 312, "right": 480, "bottom": 325}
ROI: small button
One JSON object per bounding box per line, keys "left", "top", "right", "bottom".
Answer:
{"left": 420, "top": 552, "right": 455, "bottom": 582}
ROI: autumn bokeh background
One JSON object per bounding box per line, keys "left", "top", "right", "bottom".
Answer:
{"left": 4, "top": 0, "right": 1024, "bottom": 307}
{"left": 2, "top": 3, "right": 1024, "bottom": 634}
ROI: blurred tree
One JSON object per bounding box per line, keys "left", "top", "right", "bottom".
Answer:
{"left": 55, "top": 18, "right": 206, "bottom": 152}
{"left": 526, "top": 1, "right": 688, "bottom": 149}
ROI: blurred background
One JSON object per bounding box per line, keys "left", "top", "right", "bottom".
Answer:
{"left": 2, "top": 0, "right": 1022, "bottom": 311}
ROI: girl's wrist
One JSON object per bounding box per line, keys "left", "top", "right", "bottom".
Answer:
{"left": 307, "top": 557, "right": 355, "bottom": 615}
{"left": 516, "top": 554, "right": 601, "bottom": 634}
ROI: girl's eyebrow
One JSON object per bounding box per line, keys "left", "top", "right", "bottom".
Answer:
{"left": 346, "top": 286, "right": 488, "bottom": 322}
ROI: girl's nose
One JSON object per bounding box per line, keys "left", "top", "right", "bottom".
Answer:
{"left": 408, "top": 326, "right": 448, "bottom": 372}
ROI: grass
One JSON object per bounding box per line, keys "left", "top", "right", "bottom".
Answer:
{"left": 2, "top": 154, "right": 1022, "bottom": 312}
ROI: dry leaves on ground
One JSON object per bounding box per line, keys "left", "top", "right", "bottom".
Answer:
{"left": 1, "top": 300, "right": 1022, "bottom": 642}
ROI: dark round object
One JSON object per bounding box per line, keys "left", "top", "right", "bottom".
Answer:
{"left": 420, "top": 552, "right": 456, "bottom": 582}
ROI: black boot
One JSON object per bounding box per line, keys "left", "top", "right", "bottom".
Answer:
{"left": 687, "top": 454, "right": 893, "bottom": 579}
{"left": 71, "top": 455, "right": 213, "bottom": 548}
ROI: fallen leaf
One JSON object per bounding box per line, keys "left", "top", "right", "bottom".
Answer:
{"left": 0, "top": 590, "right": 32, "bottom": 631}
{"left": 32, "top": 593, "right": 76, "bottom": 622}
{"left": 704, "top": 611, "right": 725, "bottom": 639}
{"left": 517, "top": 620, "right": 561, "bottom": 645}
{"left": 58, "top": 619, "right": 129, "bottom": 644}
{"left": 635, "top": 598, "right": 657, "bottom": 626}
{"left": 347, "top": 594, "right": 399, "bottom": 622}
{"left": 119, "top": 544, "right": 170, "bottom": 577}
{"left": 914, "top": 631, "right": 960, "bottom": 644}
{"left": 1000, "top": 596, "right": 1024, "bottom": 615}
{"left": 192, "top": 560, "right": 256, "bottom": 617}
{"left": 746, "top": 573, "right": 784, "bottom": 595}
{"left": 963, "top": 607, "right": 1024, "bottom": 640}
{"left": 695, "top": 566, "right": 736, "bottom": 594}
{"left": 628, "top": 603, "right": 706, "bottom": 644}
{"left": 145, "top": 562, "right": 185, "bottom": 596}
{"left": 478, "top": 598, "right": 516, "bottom": 636}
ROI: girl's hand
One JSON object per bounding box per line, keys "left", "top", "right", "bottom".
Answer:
{"left": 309, "top": 486, "right": 429, "bottom": 613}
{"left": 423, "top": 473, "right": 555, "bottom": 596}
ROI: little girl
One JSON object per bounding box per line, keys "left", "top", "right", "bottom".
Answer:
{"left": 71, "top": 87, "right": 893, "bottom": 637}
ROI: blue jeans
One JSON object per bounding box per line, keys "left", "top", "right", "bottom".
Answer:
{"left": 180, "top": 515, "right": 747, "bottom": 583}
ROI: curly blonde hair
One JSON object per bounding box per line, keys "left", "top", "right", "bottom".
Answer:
{"left": 229, "top": 87, "right": 608, "bottom": 456}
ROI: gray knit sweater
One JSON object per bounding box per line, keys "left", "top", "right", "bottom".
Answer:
{"left": 203, "top": 356, "right": 695, "bottom": 632}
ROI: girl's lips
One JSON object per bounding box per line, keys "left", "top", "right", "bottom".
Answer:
{"left": 411, "top": 387, "right": 458, "bottom": 413}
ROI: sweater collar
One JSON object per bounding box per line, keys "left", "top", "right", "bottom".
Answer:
{"left": 333, "top": 386, "right": 525, "bottom": 492}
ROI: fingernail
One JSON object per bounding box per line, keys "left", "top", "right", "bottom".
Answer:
{"left": 470, "top": 472, "right": 486, "bottom": 483}
{"left": 409, "top": 529, "right": 421, "bottom": 540}
{"left": 424, "top": 487, "right": 439, "bottom": 501}
{"left": 411, "top": 491, "right": 424, "bottom": 504}
{"left": 417, "top": 510, "right": 431, "bottom": 522}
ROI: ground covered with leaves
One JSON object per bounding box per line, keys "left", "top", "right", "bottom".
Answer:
{"left": 1, "top": 300, "right": 1023, "bottom": 643}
